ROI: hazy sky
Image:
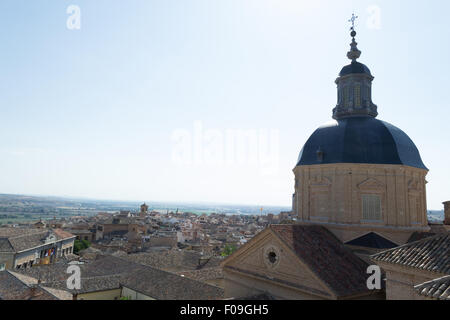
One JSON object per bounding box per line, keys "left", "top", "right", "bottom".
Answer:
{"left": 0, "top": 0, "right": 449, "bottom": 209}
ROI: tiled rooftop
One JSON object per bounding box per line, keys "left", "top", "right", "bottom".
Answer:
{"left": 17, "top": 254, "right": 224, "bottom": 300}
{"left": 176, "top": 267, "right": 223, "bottom": 282}
{"left": 0, "top": 270, "right": 57, "bottom": 300}
{"left": 371, "top": 233, "right": 450, "bottom": 274}
{"left": 414, "top": 275, "right": 450, "bottom": 300}
{"left": 124, "top": 250, "right": 223, "bottom": 273}
{"left": 45, "top": 275, "right": 123, "bottom": 295}
{"left": 120, "top": 265, "right": 224, "bottom": 300}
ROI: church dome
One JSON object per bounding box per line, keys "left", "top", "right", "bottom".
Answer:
{"left": 295, "top": 27, "right": 427, "bottom": 171}
{"left": 296, "top": 117, "right": 427, "bottom": 170}
{"left": 339, "top": 61, "right": 371, "bottom": 77}
{"left": 292, "top": 18, "right": 429, "bottom": 237}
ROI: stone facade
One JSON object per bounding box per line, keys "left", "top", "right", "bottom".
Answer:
{"left": 0, "top": 253, "right": 15, "bottom": 270}
{"left": 292, "top": 163, "right": 429, "bottom": 244}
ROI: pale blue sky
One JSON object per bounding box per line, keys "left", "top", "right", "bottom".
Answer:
{"left": 0, "top": 0, "right": 449, "bottom": 209}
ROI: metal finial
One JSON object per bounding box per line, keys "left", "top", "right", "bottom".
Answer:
{"left": 348, "top": 13, "right": 358, "bottom": 32}
{"left": 347, "top": 13, "right": 361, "bottom": 62}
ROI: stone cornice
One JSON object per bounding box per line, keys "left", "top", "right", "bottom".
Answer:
{"left": 294, "top": 163, "right": 429, "bottom": 174}
{"left": 296, "top": 220, "right": 430, "bottom": 233}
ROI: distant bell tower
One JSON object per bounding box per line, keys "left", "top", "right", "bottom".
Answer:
{"left": 140, "top": 203, "right": 149, "bottom": 217}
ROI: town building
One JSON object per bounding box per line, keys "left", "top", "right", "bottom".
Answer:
{"left": 0, "top": 228, "right": 75, "bottom": 270}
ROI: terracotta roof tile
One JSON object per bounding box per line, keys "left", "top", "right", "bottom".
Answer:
{"left": 17, "top": 254, "right": 224, "bottom": 299}
{"left": 120, "top": 266, "right": 224, "bottom": 300}
{"left": 45, "top": 275, "right": 122, "bottom": 295}
{"left": 177, "top": 267, "right": 223, "bottom": 282}
{"left": 371, "top": 233, "right": 450, "bottom": 274}
{"left": 124, "top": 250, "right": 223, "bottom": 273}
{"left": 53, "top": 229, "right": 76, "bottom": 239}
{"left": 414, "top": 276, "right": 450, "bottom": 300}
{"left": 0, "top": 271, "right": 57, "bottom": 300}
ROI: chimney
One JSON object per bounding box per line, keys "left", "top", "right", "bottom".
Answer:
{"left": 443, "top": 201, "right": 450, "bottom": 225}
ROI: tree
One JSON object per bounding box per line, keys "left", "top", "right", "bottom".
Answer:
{"left": 221, "top": 244, "right": 237, "bottom": 257}
{"left": 73, "top": 239, "right": 91, "bottom": 254}
{"left": 81, "top": 239, "right": 91, "bottom": 248}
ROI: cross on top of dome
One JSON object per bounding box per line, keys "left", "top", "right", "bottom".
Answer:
{"left": 348, "top": 13, "right": 358, "bottom": 32}
{"left": 347, "top": 14, "right": 361, "bottom": 62}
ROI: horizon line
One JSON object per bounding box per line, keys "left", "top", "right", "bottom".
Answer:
{"left": 0, "top": 192, "right": 292, "bottom": 210}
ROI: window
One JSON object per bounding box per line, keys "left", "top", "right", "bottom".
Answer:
{"left": 263, "top": 246, "right": 281, "bottom": 269}
{"left": 268, "top": 252, "right": 277, "bottom": 264}
{"left": 362, "top": 194, "right": 382, "bottom": 221}
{"left": 0, "top": 263, "right": 5, "bottom": 271}
{"left": 364, "top": 85, "right": 369, "bottom": 104}
{"left": 354, "top": 85, "right": 361, "bottom": 107}
{"left": 343, "top": 87, "right": 349, "bottom": 106}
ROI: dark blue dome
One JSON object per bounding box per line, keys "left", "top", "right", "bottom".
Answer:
{"left": 339, "top": 61, "right": 372, "bottom": 77}
{"left": 297, "top": 117, "right": 427, "bottom": 170}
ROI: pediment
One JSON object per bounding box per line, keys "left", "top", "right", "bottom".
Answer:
{"left": 43, "top": 233, "right": 57, "bottom": 244}
{"left": 309, "top": 175, "right": 332, "bottom": 187}
{"left": 357, "top": 178, "right": 384, "bottom": 190}
{"left": 222, "top": 228, "right": 332, "bottom": 298}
